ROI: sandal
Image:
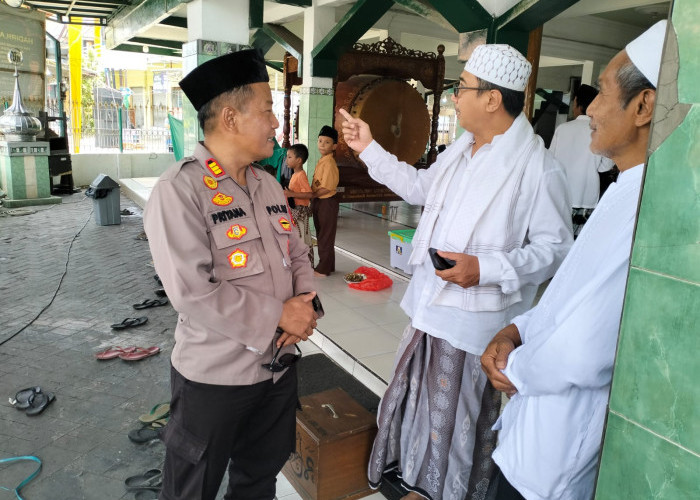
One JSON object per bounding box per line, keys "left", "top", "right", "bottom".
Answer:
{"left": 128, "top": 427, "right": 162, "bottom": 444}
{"left": 9, "top": 387, "right": 41, "bottom": 410}
{"left": 26, "top": 391, "right": 55, "bottom": 416}
{"left": 132, "top": 298, "right": 169, "bottom": 310}
{"left": 95, "top": 346, "right": 137, "bottom": 360}
{"left": 110, "top": 317, "right": 148, "bottom": 330}
{"left": 125, "top": 468, "right": 163, "bottom": 490}
{"left": 138, "top": 402, "right": 170, "bottom": 424}
{"left": 119, "top": 346, "right": 160, "bottom": 361}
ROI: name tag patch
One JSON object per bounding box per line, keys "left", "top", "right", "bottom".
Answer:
{"left": 211, "top": 208, "right": 247, "bottom": 224}
{"left": 207, "top": 158, "right": 224, "bottom": 177}
{"left": 203, "top": 175, "right": 218, "bottom": 190}
{"left": 212, "top": 193, "right": 233, "bottom": 206}
{"left": 226, "top": 224, "right": 247, "bottom": 240}
{"left": 228, "top": 249, "right": 248, "bottom": 269}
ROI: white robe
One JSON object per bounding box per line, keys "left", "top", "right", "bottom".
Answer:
{"left": 492, "top": 164, "right": 644, "bottom": 500}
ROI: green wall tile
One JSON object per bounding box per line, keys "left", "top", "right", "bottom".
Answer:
{"left": 610, "top": 268, "right": 700, "bottom": 452}
{"left": 35, "top": 157, "right": 51, "bottom": 198}
{"left": 673, "top": 1, "right": 700, "bottom": 103}
{"left": 631, "top": 105, "right": 700, "bottom": 283}
{"left": 595, "top": 413, "right": 699, "bottom": 500}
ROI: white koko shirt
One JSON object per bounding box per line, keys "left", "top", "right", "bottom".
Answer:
{"left": 492, "top": 164, "right": 644, "bottom": 500}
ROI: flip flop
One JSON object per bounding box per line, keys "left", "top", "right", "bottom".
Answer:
{"left": 95, "top": 346, "right": 137, "bottom": 360}
{"left": 138, "top": 402, "right": 170, "bottom": 423}
{"left": 111, "top": 317, "right": 148, "bottom": 330}
{"left": 154, "top": 275, "right": 162, "bottom": 287}
{"left": 125, "top": 468, "right": 163, "bottom": 490}
{"left": 9, "top": 387, "right": 41, "bottom": 410}
{"left": 132, "top": 298, "right": 169, "bottom": 310}
{"left": 26, "top": 391, "right": 55, "bottom": 416}
{"left": 128, "top": 427, "right": 162, "bottom": 444}
{"left": 154, "top": 288, "right": 167, "bottom": 298}
{"left": 147, "top": 418, "right": 168, "bottom": 429}
{"left": 119, "top": 346, "right": 160, "bottom": 361}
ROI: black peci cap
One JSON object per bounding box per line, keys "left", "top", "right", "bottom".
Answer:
{"left": 179, "top": 49, "right": 269, "bottom": 111}
{"left": 318, "top": 125, "right": 338, "bottom": 143}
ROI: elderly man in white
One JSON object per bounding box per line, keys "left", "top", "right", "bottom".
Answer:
{"left": 341, "top": 44, "right": 572, "bottom": 500}
{"left": 481, "top": 20, "right": 667, "bottom": 500}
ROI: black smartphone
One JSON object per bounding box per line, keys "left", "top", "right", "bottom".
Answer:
{"left": 311, "top": 294, "right": 325, "bottom": 318}
{"left": 428, "top": 247, "right": 456, "bottom": 270}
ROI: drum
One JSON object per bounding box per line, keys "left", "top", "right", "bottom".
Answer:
{"left": 334, "top": 76, "right": 430, "bottom": 168}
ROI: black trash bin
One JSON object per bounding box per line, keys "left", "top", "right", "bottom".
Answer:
{"left": 85, "top": 174, "right": 121, "bottom": 226}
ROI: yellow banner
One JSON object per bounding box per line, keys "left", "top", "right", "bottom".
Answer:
{"left": 68, "top": 20, "right": 82, "bottom": 152}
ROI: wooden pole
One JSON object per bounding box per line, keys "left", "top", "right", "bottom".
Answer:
{"left": 524, "top": 25, "right": 543, "bottom": 122}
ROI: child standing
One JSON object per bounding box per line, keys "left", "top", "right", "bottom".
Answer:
{"left": 283, "top": 144, "right": 314, "bottom": 266}
{"left": 311, "top": 126, "right": 339, "bottom": 277}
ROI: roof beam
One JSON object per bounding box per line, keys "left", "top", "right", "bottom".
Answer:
{"left": 497, "top": 0, "right": 582, "bottom": 32}
{"left": 158, "top": 16, "right": 187, "bottom": 28}
{"left": 267, "top": 0, "right": 311, "bottom": 6}
{"left": 424, "top": 0, "right": 493, "bottom": 34}
{"left": 130, "top": 36, "right": 184, "bottom": 50}
{"left": 113, "top": 43, "right": 181, "bottom": 57}
{"left": 261, "top": 23, "right": 303, "bottom": 61}
{"left": 105, "top": 0, "right": 188, "bottom": 49}
{"left": 311, "top": 0, "right": 394, "bottom": 78}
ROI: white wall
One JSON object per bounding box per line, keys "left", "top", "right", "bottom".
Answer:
{"left": 69, "top": 152, "right": 173, "bottom": 186}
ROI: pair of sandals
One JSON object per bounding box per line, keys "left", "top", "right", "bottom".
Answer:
{"left": 125, "top": 468, "right": 162, "bottom": 499}
{"left": 9, "top": 387, "right": 55, "bottom": 416}
{"left": 128, "top": 402, "right": 170, "bottom": 444}
{"left": 96, "top": 346, "right": 160, "bottom": 361}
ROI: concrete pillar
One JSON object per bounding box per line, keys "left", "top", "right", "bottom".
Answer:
{"left": 0, "top": 141, "right": 61, "bottom": 207}
{"left": 182, "top": 0, "right": 250, "bottom": 156}
{"left": 581, "top": 60, "right": 596, "bottom": 85}
{"left": 299, "top": 4, "right": 335, "bottom": 179}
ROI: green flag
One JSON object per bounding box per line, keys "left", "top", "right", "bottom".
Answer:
{"left": 167, "top": 114, "right": 184, "bottom": 161}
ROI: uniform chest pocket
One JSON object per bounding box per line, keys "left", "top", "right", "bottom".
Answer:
{"left": 268, "top": 214, "right": 294, "bottom": 265}
{"left": 208, "top": 217, "right": 264, "bottom": 281}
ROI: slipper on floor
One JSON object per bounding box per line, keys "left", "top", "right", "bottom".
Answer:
{"left": 154, "top": 288, "right": 167, "bottom": 298}
{"left": 119, "top": 346, "right": 160, "bottom": 362}
{"left": 128, "top": 427, "right": 162, "bottom": 444}
{"left": 146, "top": 418, "right": 168, "bottom": 429}
{"left": 154, "top": 275, "right": 162, "bottom": 287}
{"left": 26, "top": 391, "right": 55, "bottom": 416}
{"left": 138, "top": 403, "right": 170, "bottom": 424}
{"left": 120, "top": 209, "right": 134, "bottom": 216}
{"left": 9, "top": 387, "right": 41, "bottom": 409}
{"left": 125, "top": 468, "right": 162, "bottom": 489}
{"left": 132, "top": 298, "right": 169, "bottom": 310}
{"left": 111, "top": 317, "right": 148, "bottom": 330}
{"left": 135, "top": 231, "right": 148, "bottom": 241}
{"left": 95, "top": 346, "right": 137, "bottom": 360}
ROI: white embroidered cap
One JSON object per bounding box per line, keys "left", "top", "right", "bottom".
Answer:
{"left": 625, "top": 20, "right": 667, "bottom": 88}
{"left": 464, "top": 44, "right": 532, "bottom": 92}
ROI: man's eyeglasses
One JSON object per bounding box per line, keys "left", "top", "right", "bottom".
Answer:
{"left": 453, "top": 83, "right": 481, "bottom": 97}
{"left": 263, "top": 339, "right": 302, "bottom": 372}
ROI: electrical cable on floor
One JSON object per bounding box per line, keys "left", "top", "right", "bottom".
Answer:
{"left": 0, "top": 208, "right": 94, "bottom": 347}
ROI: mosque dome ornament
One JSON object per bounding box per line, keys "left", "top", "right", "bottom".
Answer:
{"left": 0, "top": 48, "right": 43, "bottom": 142}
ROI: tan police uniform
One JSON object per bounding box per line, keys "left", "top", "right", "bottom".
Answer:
{"left": 144, "top": 142, "right": 315, "bottom": 499}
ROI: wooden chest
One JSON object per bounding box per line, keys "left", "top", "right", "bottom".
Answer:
{"left": 282, "top": 388, "right": 378, "bottom": 500}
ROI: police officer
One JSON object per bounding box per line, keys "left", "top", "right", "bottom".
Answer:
{"left": 144, "top": 49, "right": 318, "bottom": 500}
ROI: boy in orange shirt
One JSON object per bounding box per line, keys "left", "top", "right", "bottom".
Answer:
{"left": 310, "top": 126, "right": 339, "bottom": 277}
{"left": 283, "top": 144, "right": 314, "bottom": 266}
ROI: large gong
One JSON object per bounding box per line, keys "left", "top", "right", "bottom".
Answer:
{"left": 335, "top": 76, "right": 431, "bottom": 168}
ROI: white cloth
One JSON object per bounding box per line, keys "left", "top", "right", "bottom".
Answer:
{"left": 626, "top": 20, "right": 667, "bottom": 87}
{"left": 492, "top": 164, "right": 645, "bottom": 500}
{"left": 549, "top": 116, "right": 614, "bottom": 208}
{"left": 359, "top": 115, "right": 572, "bottom": 354}
{"left": 465, "top": 44, "right": 531, "bottom": 91}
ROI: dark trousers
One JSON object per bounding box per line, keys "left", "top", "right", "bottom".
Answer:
{"left": 311, "top": 195, "right": 339, "bottom": 275}
{"left": 159, "top": 365, "right": 298, "bottom": 500}
{"left": 485, "top": 466, "right": 526, "bottom": 500}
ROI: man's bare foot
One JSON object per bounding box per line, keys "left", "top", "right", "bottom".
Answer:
{"left": 400, "top": 493, "right": 424, "bottom": 500}
{"left": 314, "top": 271, "right": 328, "bottom": 277}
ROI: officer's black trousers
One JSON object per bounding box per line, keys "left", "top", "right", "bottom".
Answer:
{"left": 159, "top": 364, "right": 297, "bottom": 500}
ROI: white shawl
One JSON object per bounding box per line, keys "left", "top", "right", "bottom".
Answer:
{"left": 408, "top": 113, "right": 547, "bottom": 311}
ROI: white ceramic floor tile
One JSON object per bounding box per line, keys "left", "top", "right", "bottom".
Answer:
{"left": 353, "top": 302, "right": 410, "bottom": 326}
{"left": 317, "top": 307, "right": 376, "bottom": 334}
{"left": 359, "top": 352, "right": 398, "bottom": 384}
{"left": 379, "top": 320, "right": 410, "bottom": 339}
{"left": 331, "top": 327, "right": 400, "bottom": 359}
